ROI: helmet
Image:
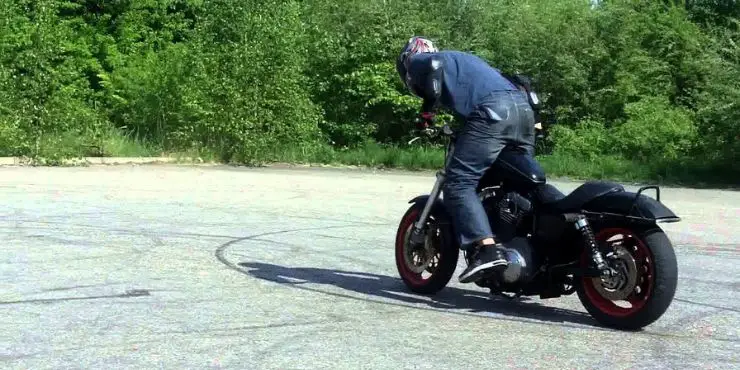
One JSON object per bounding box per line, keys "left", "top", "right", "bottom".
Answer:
{"left": 396, "top": 36, "right": 438, "bottom": 93}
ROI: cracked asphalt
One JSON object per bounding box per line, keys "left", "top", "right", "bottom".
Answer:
{"left": 1, "top": 165, "right": 738, "bottom": 369}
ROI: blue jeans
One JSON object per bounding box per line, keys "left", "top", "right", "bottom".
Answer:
{"left": 442, "top": 90, "right": 536, "bottom": 249}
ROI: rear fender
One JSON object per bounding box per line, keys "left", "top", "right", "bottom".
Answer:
{"left": 582, "top": 187, "right": 681, "bottom": 224}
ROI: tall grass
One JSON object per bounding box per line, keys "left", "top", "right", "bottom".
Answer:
{"left": 247, "top": 142, "right": 739, "bottom": 188}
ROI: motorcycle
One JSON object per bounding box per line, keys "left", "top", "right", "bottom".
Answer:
{"left": 395, "top": 123, "right": 679, "bottom": 330}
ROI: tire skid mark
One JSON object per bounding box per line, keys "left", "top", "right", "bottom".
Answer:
{"left": 216, "top": 228, "right": 740, "bottom": 344}
{"left": 674, "top": 298, "right": 739, "bottom": 313}
{"left": 153, "top": 319, "right": 338, "bottom": 337}
{"left": 251, "top": 332, "right": 317, "bottom": 365}
{"left": 41, "top": 282, "right": 125, "bottom": 293}
{"left": 243, "top": 236, "right": 389, "bottom": 270}
{"left": 0, "top": 289, "right": 151, "bottom": 305}
{"left": 216, "top": 231, "right": 612, "bottom": 332}
{"left": 649, "top": 307, "right": 728, "bottom": 368}
{"left": 677, "top": 277, "right": 740, "bottom": 292}
{"left": 0, "top": 253, "right": 135, "bottom": 265}
{"left": 236, "top": 208, "right": 392, "bottom": 226}
{"left": 675, "top": 243, "right": 739, "bottom": 257}
{"left": 0, "top": 222, "right": 243, "bottom": 241}
{"left": 3, "top": 319, "right": 340, "bottom": 363}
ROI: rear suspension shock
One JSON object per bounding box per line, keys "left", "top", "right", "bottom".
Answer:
{"left": 566, "top": 214, "right": 611, "bottom": 276}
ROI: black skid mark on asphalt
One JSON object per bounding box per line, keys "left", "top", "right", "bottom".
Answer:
{"left": 304, "top": 230, "right": 392, "bottom": 244}
{"left": 236, "top": 261, "right": 740, "bottom": 344}
{"left": 678, "top": 276, "right": 740, "bottom": 291}
{"left": 0, "top": 351, "right": 48, "bottom": 361}
{"left": 213, "top": 224, "right": 384, "bottom": 276}
{"left": 215, "top": 224, "right": 381, "bottom": 254}
{"left": 241, "top": 236, "right": 389, "bottom": 270}
{"left": 41, "top": 282, "right": 125, "bottom": 293}
{"left": 22, "top": 234, "right": 101, "bottom": 248}
{"left": 2, "top": 215, "right": 391, "bottom": 248}
{"left": 0, "top": 221, "right": 245, "bottom": 241}
{"left": 22, "top": 211, "right": 124, "bottom": 221}
{"left": 646, "top": 305, "right": 737, "bottom": 368}
{"left": 113, "top": 228, "right": 168, "bottom": 267}
{"left": 642, "top": 293, "right": 740, "bottom": 343}
{"left": 677, "top": 243, "right": 740, "bottom": 257}
{"left": 250, "top": 326, "right": 343, "bottom": 365}
{"left": 217, "top": 237, "right": 740, "bottom": 341}
{"left": 156, "top": 319, "right": 341, "bottom": 338}
{"left": 0, "top": 289, "right": 151, "bottom": 305}
{"left": 214, "top": 233, "right": 612, "bottom": 331}
{"left": 0, "top": 252, "right": 134, "bottom": 265}
{"left": 5, "top": 319, "right": 338, "bottom": 362}
{"left": 235, "top": 261, "right": 606, "bottom": 328}
{"left": 673, "top": 298, "right": 740, "bottom": 313}
{"left": 246, "top": 207, "right": 392, "bottom": 226}
{"left": 2, "top": 221, "right": 171, "bottom": 267}
{"left": 252, "top": 332, "right": 313, "bottom": 364}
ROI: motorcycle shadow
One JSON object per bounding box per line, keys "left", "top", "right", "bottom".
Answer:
{"left": 237, "top": 261, "right": 600, "bottom": 328}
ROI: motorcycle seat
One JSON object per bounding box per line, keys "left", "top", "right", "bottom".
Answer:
{"left": 539, "top": 181, "right": 625, "bottom": 212}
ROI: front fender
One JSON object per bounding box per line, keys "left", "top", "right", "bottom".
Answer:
{"left": 407, "top": 195, "right": 459, "bottom": 233}
{"left": 408, "top": 195, "right": 451, "bottom": 219}
{"left": 583, "top": 191, "right": 681, "bottom": 224}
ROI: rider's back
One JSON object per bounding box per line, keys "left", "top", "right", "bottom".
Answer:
{"left": 408, "top": 50, "right": 519, "bottom": 118}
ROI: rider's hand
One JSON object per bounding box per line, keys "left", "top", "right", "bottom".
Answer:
{"left": 415, "top": 112, "right": 436, "bottom": 130}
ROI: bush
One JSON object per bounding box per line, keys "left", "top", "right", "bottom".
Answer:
{"left": 0, "top": 0, "right": 109, "bottom": 158}
{"left": 614, "top": 96, "right": 697, "bottom": 161}
{"left": 548, "top": 119, "right": 611, "bottom": 161}
{"left": 0, "top": 0, "right": 736, "bottom": 184}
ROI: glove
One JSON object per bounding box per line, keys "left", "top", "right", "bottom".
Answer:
{"left": 415, "top": 112, "right": 436, "bottom": 130}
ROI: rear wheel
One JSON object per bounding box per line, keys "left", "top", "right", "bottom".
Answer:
{"left": 576, "top": 226, "right": 678, "bottom": 330}
{"left": 395, "top": 204, "right": 459, "bottom": 294}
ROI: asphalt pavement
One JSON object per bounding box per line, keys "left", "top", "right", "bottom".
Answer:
{"left": 1, "top": 164, "right": 738, "bottom": 369}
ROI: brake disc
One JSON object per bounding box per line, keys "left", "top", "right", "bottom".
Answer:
{"left": 403, "top": 224, "right": 437, "bottom": 274}
{"left": 591, "top": 246, "right": 639, "bottom": 301}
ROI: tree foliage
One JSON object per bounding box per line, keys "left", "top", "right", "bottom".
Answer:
{"left": 0, "top": 0, "right": 737, "bottom": 176}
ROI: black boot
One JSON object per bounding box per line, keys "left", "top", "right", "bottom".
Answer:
{"left": 458, "top": 244, "right": 509, "bottom": 284}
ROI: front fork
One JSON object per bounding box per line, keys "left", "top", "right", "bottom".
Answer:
{"left": 409, "top": 169, "right": 446, "bottom": 246}
{"left": 410, "top": 139, "right": 455, "bottom": 246}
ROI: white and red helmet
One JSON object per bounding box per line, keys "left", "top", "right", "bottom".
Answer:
{"left": 396, "top": 36, "right": 439, "bottom": 93}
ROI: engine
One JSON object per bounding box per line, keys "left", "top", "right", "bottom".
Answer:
{"left": 479, "top": 189, "right": 537, "bottom": 287}
{"left": 481, "top": 189, "right": 532, "bottom": 243}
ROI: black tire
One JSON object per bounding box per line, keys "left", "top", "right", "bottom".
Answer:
{"left": 394, "top": 204, "right": 460, "bottom": 294}
{"left": 576, "top": 226, "right": 678, "bottom": 331}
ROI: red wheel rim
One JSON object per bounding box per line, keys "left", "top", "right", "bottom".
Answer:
{"left": 581, "top": 228, "right": 655, "bottom": 317}
{"left": 395, "top": 209, "right": 441, "bottom": 287}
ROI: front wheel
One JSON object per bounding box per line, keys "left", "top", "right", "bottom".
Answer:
{"left": 576, "top": 226, "right": 678, "bottom": 330}
{"left": 395, "top": 204, "right": 459, "bottom": 294}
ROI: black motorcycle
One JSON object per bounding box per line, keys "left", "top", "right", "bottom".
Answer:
{"left": 395, "top": 124, "right": 679, "bottom": 330}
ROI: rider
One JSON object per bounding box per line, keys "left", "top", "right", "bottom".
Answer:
{"left": 396, "top": 36, "right": 539, "bottom": 284}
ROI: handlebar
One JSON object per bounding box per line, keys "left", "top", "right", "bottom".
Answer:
{"left": 407, "top": 124, "right": 455, "bottom": 145}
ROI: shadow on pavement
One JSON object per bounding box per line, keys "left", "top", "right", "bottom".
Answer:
{"left": 237, "top": 261, "right": 600, "bottom": 328}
